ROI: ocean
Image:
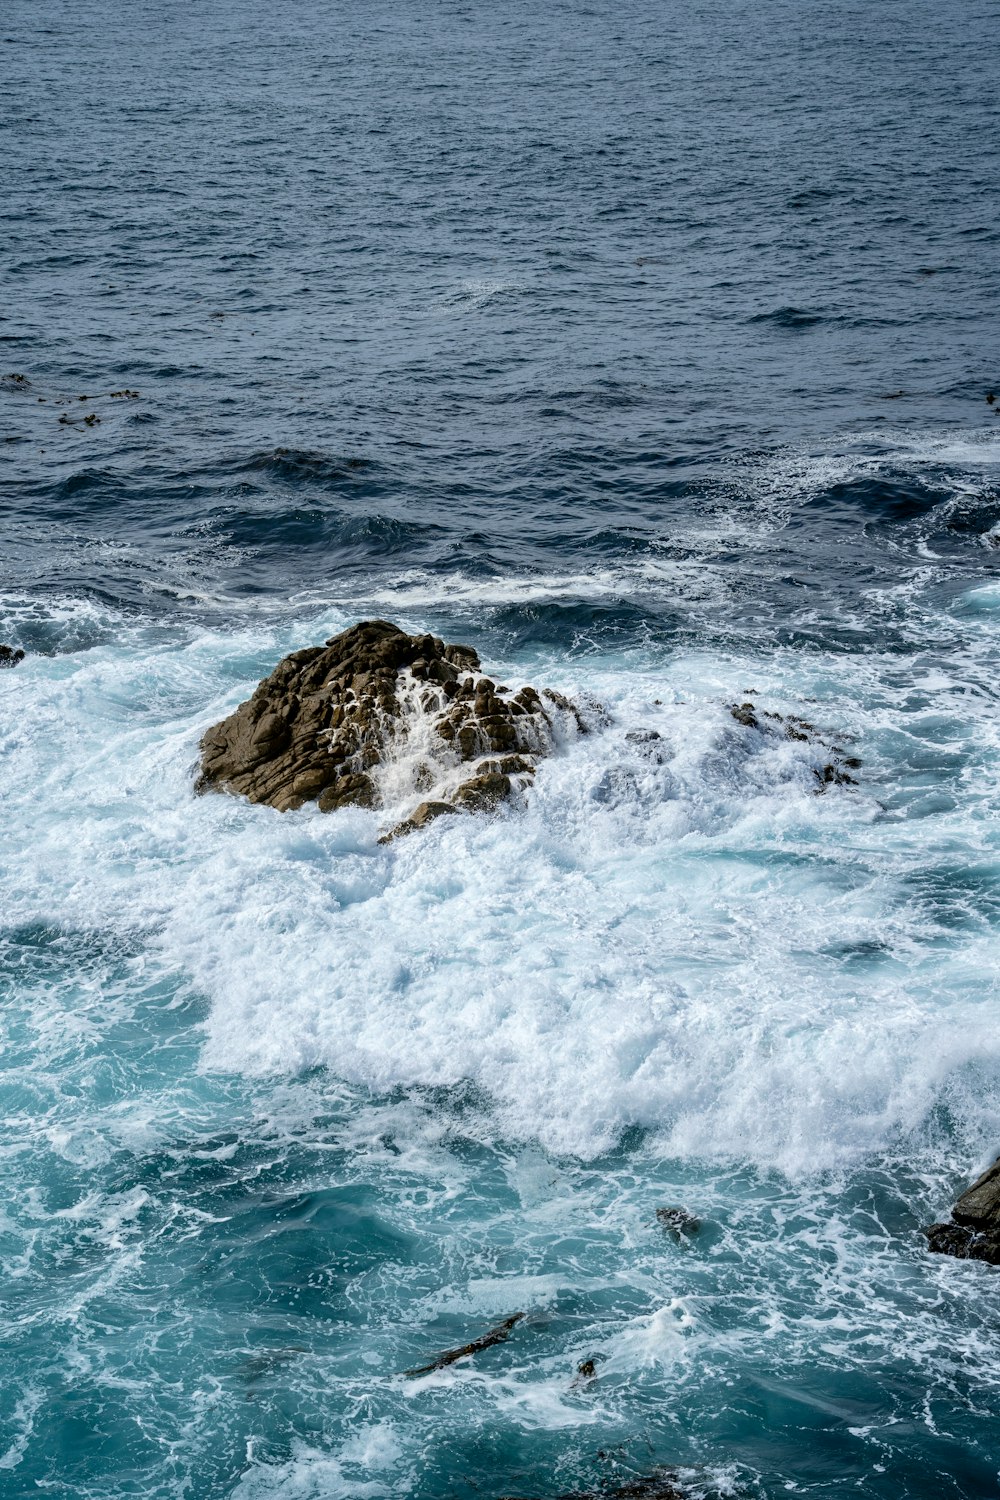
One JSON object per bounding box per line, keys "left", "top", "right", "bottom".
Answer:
{"left": 2, "top": 1, "right": 1000, "bottom": 1495}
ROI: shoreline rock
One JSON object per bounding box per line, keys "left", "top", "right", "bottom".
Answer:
{"left": 925, "top": 1156, "right": 1000, "bottom": 1266}
{"left": 0, "top": 645, "right": 25, "bottom": 668}
{"left": 197, "top": 620, "right": 585, "bottom": 836}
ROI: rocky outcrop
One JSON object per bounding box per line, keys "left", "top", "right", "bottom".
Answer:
{"left": 0, "top": 645, "right": 25, "bottom": 668}
{"left": 197, "top": 620, "right": 585, "bottom": 837}
{"left": 925, "top": 1156, "right": 1000, "bottom": 1266}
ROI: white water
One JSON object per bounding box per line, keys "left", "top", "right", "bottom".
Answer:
{"left": 3, "top": 585, "right": 998, "bottom": 1177}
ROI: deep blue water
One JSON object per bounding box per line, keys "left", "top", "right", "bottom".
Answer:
{"left": 2, "top": 2, "right": 1000, "bottom": 1496}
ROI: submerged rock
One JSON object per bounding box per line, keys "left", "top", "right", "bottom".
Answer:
{"left": 0, "top": 645, "right": 25, "bottom": 667}
{"left": 501, "top": 1472, "right": 687, "bottom": 1500}
{"left": 379, "top": 798, "right": 456, "bottom": 843}
{"left": 198, "top": 620, "right": 585, "bottom": 837}
{"left": 728, "top": 700, "right": 860, "bottom": 788}
{"left": 925, "top": 1156, "right": 1000, "bottom": 1266}
{"left": 656, "top": 1206, "right": 701, "bottom": 1239}
{"left": 405, "top": 1312, "right": 525, "bottom": 1377}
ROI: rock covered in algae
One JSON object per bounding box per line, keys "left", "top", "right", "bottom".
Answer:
{"left": 925, "top": 1155, "right": 1000, "bottom": 1266}
{"left": 197, "top": 619, "right": 586, "bottom": 837}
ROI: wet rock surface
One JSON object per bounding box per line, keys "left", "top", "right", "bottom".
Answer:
{"left": 197, "top": 623, "right": 859, "bottom": 839}
{"left": 0, "top": 645, "right": 25, "bottom": 667}
{"left": 656, "top": 1206, "right": 701, "bottom": 1239}
{"left": 729, "top": 700, "right": 860, "bottom": 789}
{"left": 198, "top": 620, "right": 584, "bottom": 836}
{"left": 925, "top": 1155, "right": 1000, "bottom": 1265}
{"left": 404, "top": 1312, "right": 525, "bottom": 1377}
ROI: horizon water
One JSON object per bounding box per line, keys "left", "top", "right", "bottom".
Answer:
{"left": 2, "top": 2, "right": 1000, "bottom": 1496}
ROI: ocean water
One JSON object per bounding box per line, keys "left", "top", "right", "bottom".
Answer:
{"left": 3, "top": 1, "right": 1000, "bottom": 1495}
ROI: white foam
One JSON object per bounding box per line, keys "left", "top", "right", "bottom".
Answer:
{"left": 0, "top": 1387, "right": 43, "bottom": 1473}
{"left": 436, "top": 277, "right": 527, "bottom": 313}
{"left": 369, "top": 666, "right": 563, "bottom": 815}
{"left": 232, "top": 1425, "right": 407, "bottom": 1499}
{"left": 603, "top": 1299, "right": 698, "bottom": 1375}
{"left": 3, "top": 608, "right": 999, "bottom": 1174}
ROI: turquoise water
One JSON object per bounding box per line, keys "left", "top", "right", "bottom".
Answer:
{"left": 3, "top": 572, "right": 1000, "bottom": 1496}
{"left": 3, "top": 0, "right": 1000, "bottom": 1493}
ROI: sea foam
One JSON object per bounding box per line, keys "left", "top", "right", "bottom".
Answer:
{"left": 3, "top": 600, "right": 998, "bottom": 1175}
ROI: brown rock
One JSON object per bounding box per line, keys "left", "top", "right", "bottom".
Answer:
{"left": 453, "top": 771, "right": 511, "bottom": 811}
{"left": 482, "top": 755, "right": 535, "bottom": 777}
{"left": 377, "top": 800, "right": 455, "bottom": 845}
{"left": 197, "top": 620, "right": 587, "bottom": 838}
{"left": 925, "top": 1155, "right": 1000, "bottom": 1266}
{"left": 317, "top": 773, "right": 376, "bottom": 813}
{"left": 953, "top": 1156, "right": 1000, "bottom": 1225}
{"left": 925, "top": 1220, "right": 1000, "bottom": 1265}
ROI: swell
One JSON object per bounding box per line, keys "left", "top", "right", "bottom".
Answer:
{"left": 1, "top": 432, "right": 998, "bottom": 633}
